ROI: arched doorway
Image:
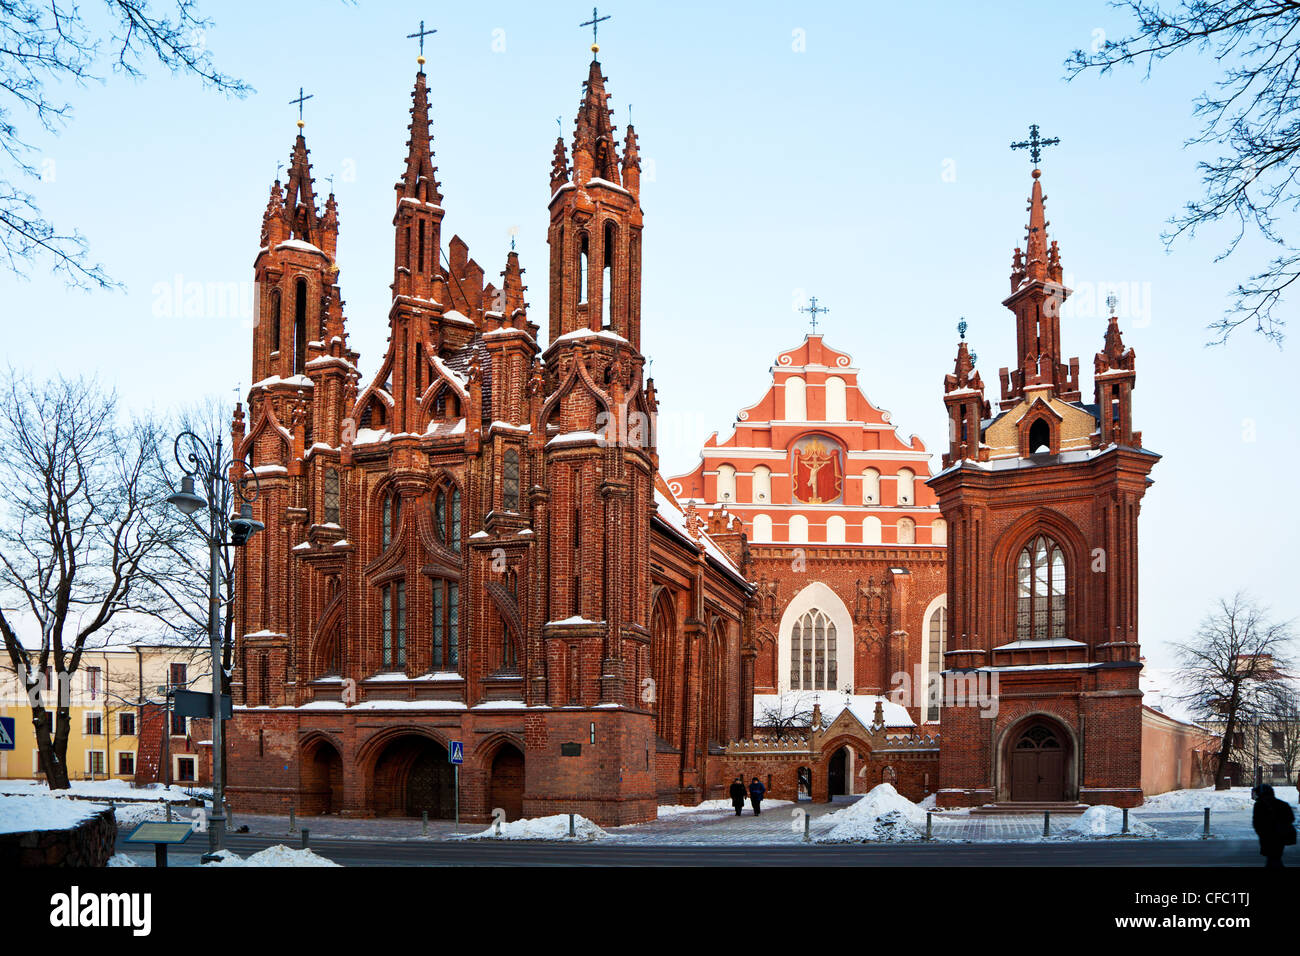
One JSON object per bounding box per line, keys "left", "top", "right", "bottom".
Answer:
{"left": 488, "top": 743, "right": 525, "bottom": 821}
{"left": 828, "top": 747, "right": 848, "bottom": 798}
{"left": 371, "top": 734, "right": 456, "bottom": 818}
{"left": 300, "top": 739, "right": 343, "bottom": 815}
{"left": 1008, "top": 720, "right": 1069, "bottom": 802}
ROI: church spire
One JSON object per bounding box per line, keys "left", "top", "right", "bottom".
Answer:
{"left": 399, "top": 68, "right": 443, "bottom": 205}
{"left": 283, "top": 132, "right": 320, "bottom": 245}
{"left": 572, "top": 58, "right": 621, "bottom": 185}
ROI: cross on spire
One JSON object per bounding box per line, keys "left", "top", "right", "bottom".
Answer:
{"left": 799, "top": 296, "right": 830, "bottom": 333}
{"left": 1010, "top": 124, "right": 1060, "bottom": 167}
{"left": 289, "top": 87, "right": 313, "bottom": 128}
{"left": 407, "top": 19, "right": 437, "bottom": 68}
{"left": 581, "top": 6, "right": 611, "bottom": 49}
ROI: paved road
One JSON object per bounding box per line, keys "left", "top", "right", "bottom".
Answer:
{"left": 116, "top": 831, "right": 1265, "bottom": 867}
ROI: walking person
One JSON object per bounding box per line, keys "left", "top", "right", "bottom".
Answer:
{"left": 749, "top": 776, "right": 766, "bottom": 815}
{"left": 1252, "top": 784, "right": 1295, "bottom": 869}
{"left": 729, "top": 776, "right": 747, "bottom": 816}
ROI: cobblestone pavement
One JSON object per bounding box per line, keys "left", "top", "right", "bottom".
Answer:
{"left": 210, "top": 798, "right": 1258, "bottom": 846}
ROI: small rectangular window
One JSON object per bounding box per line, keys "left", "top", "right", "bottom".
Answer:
{"left": 119, "top": 712, "right": 136, "bottom": 737}
{"left": 118, "top": 752, "right": 135, "bottom": 776}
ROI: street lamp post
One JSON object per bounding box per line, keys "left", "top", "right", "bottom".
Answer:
{"left": 166, "top": 431, "right": 262, "bottom": 858}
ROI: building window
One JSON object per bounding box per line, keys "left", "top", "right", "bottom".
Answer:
{"left": 752, "top": 465, "right": 771, "bottom": 503}
{"left": 716, "top": 464, "right": 736, "bottom": 504}
{"left": 382, "top": 492, "right": 401, "bottom": 549}
{"left": 171, "top": 711, "right": 187, "bottom": 736}
{"left": 85, "top": 666, "right": 101, "bottom": 701}
{"left": 862, "top": 468, "right": 880, "bottom": 505}
{"left": 897, "top": 516, "right": 916, "bottom": 544}
{"left": 503, "top": 449, "right": 520, "bottom": 512}
{"left": 788, "top": 514, "right": 809, "bottom": 544}
{"left": 826, "top": 515, "right": 846, "bottom": 543}
{"left": 1272, "top": 731, "right": 1285, "bottom": 750}
{"left": 87, "top": 751, "right": 105, "bottom": 776}
{"left": 751, "top": 513, "right": 772, "bottom": 543}
{"left": 789, "top": 608, "right": 837, "bottom": 691}
{"left": 169, "top": 662, "right": 187, "bottom": 689}
{"left": 119, "top": 712, "right": 136, "bottom": 737}
{"left": 118, "top": 752, "right": 135, "bottom": 776}
{"left": 85, "top": 713, "right": 102, "bottom": 736}
{"left": 382, "top": 579, "right": 407, "bottom": 669}
{"left": 931, "top": 517, "right": 948, "bottom": 546}
{"left": 784, "top": 375, "right": 807, "bottom": 421}
{"left": 926, "top": 604, "right": 947, "bottom": 722}
{"left": 824, "top": 376, "right": 847, "bottom": 420}
{"left": 435, "top": 486, "right": 462, "bottom": 552}
{"left": 897, "top": 468, "right": 915, "bottom": 505}
{"left": 1029, "top": 418, "right": 1051, "bottom": 454}
{"left": 176, "top": 756, "right": 196, "bottom": 782}
{"left": 323, "top": 468, "right": 340, "bottom": 524}
{"left": 862, "top": 515, "right": 882, "bottom": 545}
{"left": 1016, "top": 535, "right": 1066, "bottom": 641}
{"left": 431, "top": 578, "right": 460, "bottom": 671}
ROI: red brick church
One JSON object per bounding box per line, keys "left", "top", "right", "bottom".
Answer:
{"left": 225, "top": 39, "right": 1207, "bottom": 824}
{"left": 226, "top": 49, "right": 753, "bottom": 826}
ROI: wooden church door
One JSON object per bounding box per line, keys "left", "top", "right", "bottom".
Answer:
{"left": 1009, "top": 723, "right": 1066, "bottom": 802}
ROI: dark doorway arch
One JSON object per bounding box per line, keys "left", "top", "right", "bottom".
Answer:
{"left": 488, "top": 743, "right": 525, "bottom": 821}
{"left": 371, "top": 735, "right": 456, "bottom": 818}
{"left": 797, "top": 766, "right": 812, "bottom": 802}
{"left": 1008, "top": 720, "right": 1069, "bottom": 802}
{"left": 828, "top": 747, "right": 848, "bottom": 798}
{"left": 300, "top": 739, "right": 343, "bottom": 815}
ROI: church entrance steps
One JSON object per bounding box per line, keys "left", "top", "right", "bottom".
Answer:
{"left": 969, "top": 802, "right": 1089, "bottom": 815}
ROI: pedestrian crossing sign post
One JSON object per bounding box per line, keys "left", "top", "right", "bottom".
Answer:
{"left": 0, "top": 716, "right": 13, "bottom": 750}
{"left": 448, "top": 740, "right": 463, "bottom": 826}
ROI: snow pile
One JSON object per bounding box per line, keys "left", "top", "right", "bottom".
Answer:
{"left": 0, "top": 778, "right": 208, "bottom": 803}
{"left": 466, "top": 813, "right": 607, "bottom": 841}
{"left": 818, "top": 784, "right": 928, "bottom": 843}
{"left": 205, "top": 845, "right": 341, "bottom": 867}
{"left": 651, "top": 798, "right": 792, "bottom": 819}
{"left": 107, "top": 853, "right": 138, "bottom": 867}
{"left": 1065, "top": 805, "right": 1156, "bottom": 838}
{"left": 0, "top": 794, "right": 105, "bottom": 834}
{"left": 1139, "top": 786, "right": 1258, "bottom": 813}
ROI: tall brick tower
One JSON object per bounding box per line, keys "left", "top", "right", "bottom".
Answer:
{"left": 522, "top": 46, "right": 658, "bottom": 824}
{"left": 929, "top": 152, "right": 1160, "bottom": 809}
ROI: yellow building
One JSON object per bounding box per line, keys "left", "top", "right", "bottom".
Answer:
{"left": 0, "top": 642, "right": 210, "bottom": 784}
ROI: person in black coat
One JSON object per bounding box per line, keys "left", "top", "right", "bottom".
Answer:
{"left": 1252, "top": 783, "right": 1295, "bottom": 868}
{"left": 749, "top": 777, "right": 766, "bottom": 815}
{"left": 729, "top": 777, "right": 747, "bottom": 816}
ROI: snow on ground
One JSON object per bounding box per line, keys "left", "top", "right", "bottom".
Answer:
{"left": 1064, "top": 805, "right": 1156, "bottom": 838}
{"left": 107, "top": 853, "right": 138, "bottom": 867}
{"left": 0, "top": 778, "right": 209, "bottom": 802}
{"left": 0, "top": 794, "right": 105, "bottom": 834}
{"left": 649, "top": 798, "right": 792, "bottom": 819}
{"left": 205, "top": 845, "right": 341, "bottom": 867}
{"left": 817, "top": 784, "right": 929, "bottom": 843}
{"left": 1138, "top": 785, "right": 1297, "bottom": 813}
{"left": 465, "top": 813, "right": 607, "bottom": 841}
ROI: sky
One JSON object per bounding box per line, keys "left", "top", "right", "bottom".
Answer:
{"left": 1, "top": 1, "right": 1295, "bottom": 669}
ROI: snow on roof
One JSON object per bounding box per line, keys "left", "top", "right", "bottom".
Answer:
{"left": 551, "top": 326, "right": 629, "bottom": 346}
{"left": 652, "top": 484, "right": 743, "bottom": 578}
{"left": 251, "top": 373, "right": 315, "bottom": 390}
{"left": 0, "top": 794, "right": 104, "bottom": 835}
{"left": 275, "top": 238, "right": 326, "bottom": 255}
{"left": 753, "top": 692, "right": 915, "bottom": 729}
{"left": 546, "top": 430, "right": 601, "bottom": 447}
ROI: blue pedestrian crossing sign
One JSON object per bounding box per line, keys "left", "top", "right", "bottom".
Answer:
{"left": 0, "top": 716, "right": 14, "bottom": 750}
{"left": 448, "top": 740, "right": 464, "bottom": 765}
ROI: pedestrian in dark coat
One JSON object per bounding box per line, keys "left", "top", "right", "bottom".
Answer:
{"left": 729, "top": 777, "right": 746, "bottom": 816}
{"left": 1252, "top": 783, "right": 1295, "bottom": 869}
{"left": 749, "top": 777, "right": 766, "bottom": 815}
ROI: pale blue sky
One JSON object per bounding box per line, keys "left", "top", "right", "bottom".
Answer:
{"left": 2, "top": 1, "right": 1294, "bottom": 667}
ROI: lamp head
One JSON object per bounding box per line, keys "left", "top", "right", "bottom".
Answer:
{"left": 166, "top": 475, "right": 205, "bottom": 516}
{"left": 229, "top": 501, "right": 265, "bottom": 547}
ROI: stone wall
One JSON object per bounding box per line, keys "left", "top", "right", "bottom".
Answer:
{"left": 0, "top": 806, "right": 117, "bottom": 867}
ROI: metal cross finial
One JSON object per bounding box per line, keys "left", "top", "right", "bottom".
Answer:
{"left": 799, "top": 296, "right": 830, "bottom": 333}
{"left": 275, "top": 160, "right": 284, "bottom": 182}
{"left": 1106, "top": 292, "right": 1118, "bottom": 315}
{"left": 1010, "top": 124, "right": 1060, "bottom": 167}
{"left": 958, "top": 318, "right": 967, "bottom": 340}
{"left": 407, "top": 19, "right": 437, "bottom": 59}
{"left": 581, "top": 6, "right": 611, "bottom": 46}
{"left": 290, "top": 87, "right": 314, "bottom": 125}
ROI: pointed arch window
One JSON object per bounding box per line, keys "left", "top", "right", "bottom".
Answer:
{"left": 269, "top": 288, "right": 282, "bottom": 355}
{"left": 578, "top": 233, "right": 589, "bottom": 305}
{"left": 293, "top": 277, "right": 308, "bottom": 375}
{"left": 381, "top": 579, "right": 406, "bottom": 669}
{"left": 503, "top": 448, "right": 520, "bottom": 512}
{"left": 1029, "top": 418, "right": 1051, "bottom": 454}
{"left": 789, "top": 608, "right": 837, "bottom": 691}
{"left": 602, "top": 219, "right": 616, "bottom": 329}
{"left": 381, "top": 491, "right": 401, "bottom": 550}
{"left": 433, "top": 484, "right": 462, "bottom": 551}
{"left": 431, "top": 577, "right": 460, "bottom": 671}
{"left": 323, "top": 468, "right": 340, "bottom": 525}
{"left": 1016, "top": 535, "right": 1066, "bottom": 641}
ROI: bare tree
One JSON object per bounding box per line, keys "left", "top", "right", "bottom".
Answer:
{"left": 757, "top": 694, "right": 816, "bottom": 736}
{"left": 0, "top": 1, "right": 248, "bottom": 288}
{"left": 1172, "top": 592, "right": 1295, "bottom": 789}
{"left": 1067, "top": 1, "right": 1300, "bottom": 345}
{"left": 0, "top": 371, "right": 177, "bottom": 789}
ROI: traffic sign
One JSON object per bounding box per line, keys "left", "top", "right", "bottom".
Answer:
{"left": 448, "top": 740, "right": 464, "bottom": 764}
{"left": 0, "top": 716, "right": 14, "bottom": 750}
